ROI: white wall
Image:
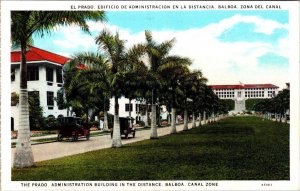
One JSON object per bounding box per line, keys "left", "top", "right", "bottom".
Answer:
{"left": 108, "top": 97, "right": 169, "bottom": 124}
{"left": 11, "top": 63, "right": 68, "bottom": 130}
{"left": 108, "top": 96, "right": 140, "bottom": 122}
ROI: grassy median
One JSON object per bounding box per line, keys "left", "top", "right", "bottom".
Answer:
{"left": 12, "top": 116, "right": 289, "bottom": 180}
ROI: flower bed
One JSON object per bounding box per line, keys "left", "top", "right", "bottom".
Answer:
{"left": 11, "top": 130, "right": 57, "bottom": 139}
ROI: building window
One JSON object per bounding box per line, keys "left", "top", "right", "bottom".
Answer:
{"left": 11, "top": 68, "right": 15, "bottom": 81}
{"left": 56, "top": 68, "right": 63, "bottom": 83}
{"left": 136, "top": 104, "right": 140, "bottom": 112}
{"left": 238, "top": 91, "right": 241, "bottom": 97}
{"left": 27, "top": 66, "right": 39, "bottom": 81}
{"left": 268, "top": 91, "right": 275, "bottom": 97}
{"left": 125, "top": 104, "right": 133, "bottom": 112}
{"left": 46, "top": 67, "right": 53, "bottom": 82}
{"left": 47, "top": 91, "right": 54, "bottom": 106}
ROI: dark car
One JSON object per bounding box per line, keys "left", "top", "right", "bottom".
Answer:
{"left": 57, "top": 117, "right": 90, "bottom": 141}
{"left": 110, "top": 117, "right": 136, "bottom": 139}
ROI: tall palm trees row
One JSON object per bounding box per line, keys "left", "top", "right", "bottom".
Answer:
{"left": 253, "top": 88, "right": 290, "bottom": 122}
{"left": 11, "top": 11, "right": 228, "bottom": 168}
{"left": 63, "top": 29, "right": 230, "bottom": 148}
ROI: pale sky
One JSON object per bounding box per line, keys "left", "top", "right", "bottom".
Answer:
{"left": 33, "top": 11, "right": 289, "bottom": 89}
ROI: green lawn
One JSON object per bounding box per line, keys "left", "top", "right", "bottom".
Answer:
{"left": 12, "top": 116, "right": 289, "bottom": 180}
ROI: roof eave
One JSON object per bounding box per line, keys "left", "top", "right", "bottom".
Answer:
{"left": 11, "top": 60, "right": 66, "bottom": 66}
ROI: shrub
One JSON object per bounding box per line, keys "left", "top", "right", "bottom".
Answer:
{"left": 90, "top": 121, "right": 100, "bottom": 129}
{"left": 44, "top": 115, "right": 59, "bottom": 130}
{"left": 11, "top": 92, "right": 19, "bottom": 106}
{"left": 28, "top": 91, "right": 46, "bottom": 130}
{"left": 137, "top": 121, "right": 145, "bottom": 127}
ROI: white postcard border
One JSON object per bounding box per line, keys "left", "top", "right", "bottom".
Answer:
{"left": 1, "top": 1, "right": 299, "bottom": 191}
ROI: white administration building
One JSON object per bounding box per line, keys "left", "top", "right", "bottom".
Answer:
{"left": 209, "top": 84, "right": 279, "bottom": 113}
{"left": 11, "top": 46, "right": 156, "bottom": 130}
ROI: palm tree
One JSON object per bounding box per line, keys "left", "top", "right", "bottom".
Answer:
{"left": 159, "top": 62, "right": 192, "bottom": 133}
{"left": 144, "top": 31, "right": 191, "bottom": 137}
{"left": 95, "top": 30, "right": 125, "bottom": 147}
{"left": 254, "top": 88, "right": 290, "bottom": 123}
{"left": 193, "top": 83, "right": 207, "bottom": 127}
{"left": 11, "top": 11, "right": 105, "bottom": 168}
{"left": 95, "top": 30, "right": 145, "bottom": 147}
{"left": 65, "top": 52, "right": 111, "bottom": 127}
{"left": 183, "top": 70, "right": 207, "bottom": 129}
{"left": 196, "top": 84, "right": 214, "bottom": 125}
{"left": 144, "top": 31, "right": 169, "bottom": 139}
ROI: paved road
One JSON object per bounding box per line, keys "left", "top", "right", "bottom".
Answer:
{"left": 11, "top": 122, "right": 198, "bottom": 163}
{"left": 11, "top": 116, "right": 286, "bottom": 163}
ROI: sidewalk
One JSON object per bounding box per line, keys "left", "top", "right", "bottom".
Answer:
{"left": 11, "top": 125, "right": 151, "bottom": 144}
{"left": 11, "top": 130, "right": 105, "bottom": 144}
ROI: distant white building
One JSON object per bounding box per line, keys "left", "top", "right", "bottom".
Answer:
{"left": 209, "top": 84, "right": 279, "bottom": 113}
{"left": 108, "top": 97, "right": 146, "bottom": 122}
{"left": 107, "top": 97, "right": 168, "bottom": 123}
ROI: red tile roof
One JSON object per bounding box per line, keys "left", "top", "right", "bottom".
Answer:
{"left": 11, "top": 46, "right": 70, "bottom": 65}
{"left": 210, "top": 84, "right": 278, "bottom": 89}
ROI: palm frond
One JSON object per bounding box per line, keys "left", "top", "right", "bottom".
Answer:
{"left": 145, "top": 30, "right": 153, "bottom": 44}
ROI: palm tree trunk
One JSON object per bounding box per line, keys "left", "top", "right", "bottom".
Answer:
{"left": 203, "top": 111, "right": 206, "bottom": 124}
{"left": 183, "top": 109, "right": 188, "bottom": 131}
{"left": 112, "top": 96, "right": 122, "bottom": 147}
{"left": 284, "top": 113, "right": 287, "bottom": 123}
{"left": 157, "top": 102, "right": 161, "bottom": 127}
{"left": 280, "top": 114, "right": 283, "bottom": 123}
{"left": 103, "top": 98, "right": 109, "bottom": 131}
{"left": 150, "top": 104, "right": 158, "bottom": 139}
{"left": 198, "top": 113, "right": 202, "bottom": 127}
{"left": 103, "top": 111, "right": 109, "bottom": 131}
{"left": 145, "top": 103, "right": 149, "bottom": 127}
{"left": 129, "top": 98, "right": 132, "bottom": 127}
{"left": 14, "top": 41, "right": 34, "bottom": 168}
{"left": 170, "top": 107, "right": 177, "bottom": 134}
{"left": 192, "top": 112, "right": 196, "bottom": 128}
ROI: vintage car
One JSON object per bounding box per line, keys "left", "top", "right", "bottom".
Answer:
{"left": 110, "top": 117, "right": 136, "bottom": 139}
{"left": 57, "top": 117, "right": 90, "bottom": 141}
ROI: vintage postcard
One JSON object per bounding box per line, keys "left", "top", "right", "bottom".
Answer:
{"left": 1, "top": 0, "right": 299, "bottom": 191}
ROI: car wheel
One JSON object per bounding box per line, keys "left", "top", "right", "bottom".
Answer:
{"left": 57, "top": 134, "right": 63, "bottom": 142}
{"left": 110, "top": 131, "right": 113, "bottom": 139}
{"left": 86, "top": 134, "right": 90, "bottom": 140}
{"left": 132, "top": 132, "right": 135, "bottom": 138}
{"left": 125, "top": 133, "right": 128, "bottom": 139}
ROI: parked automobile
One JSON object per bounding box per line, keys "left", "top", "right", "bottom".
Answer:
{"left": 110, "top": 117, "right": 136, "bottom": 139}
{"left": 57, "top": 117, "right": 90, "bottom": 141}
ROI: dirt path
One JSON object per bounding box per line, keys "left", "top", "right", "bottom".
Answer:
{"left": 11, "top": 122, "right": 196, "bottom": 163}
